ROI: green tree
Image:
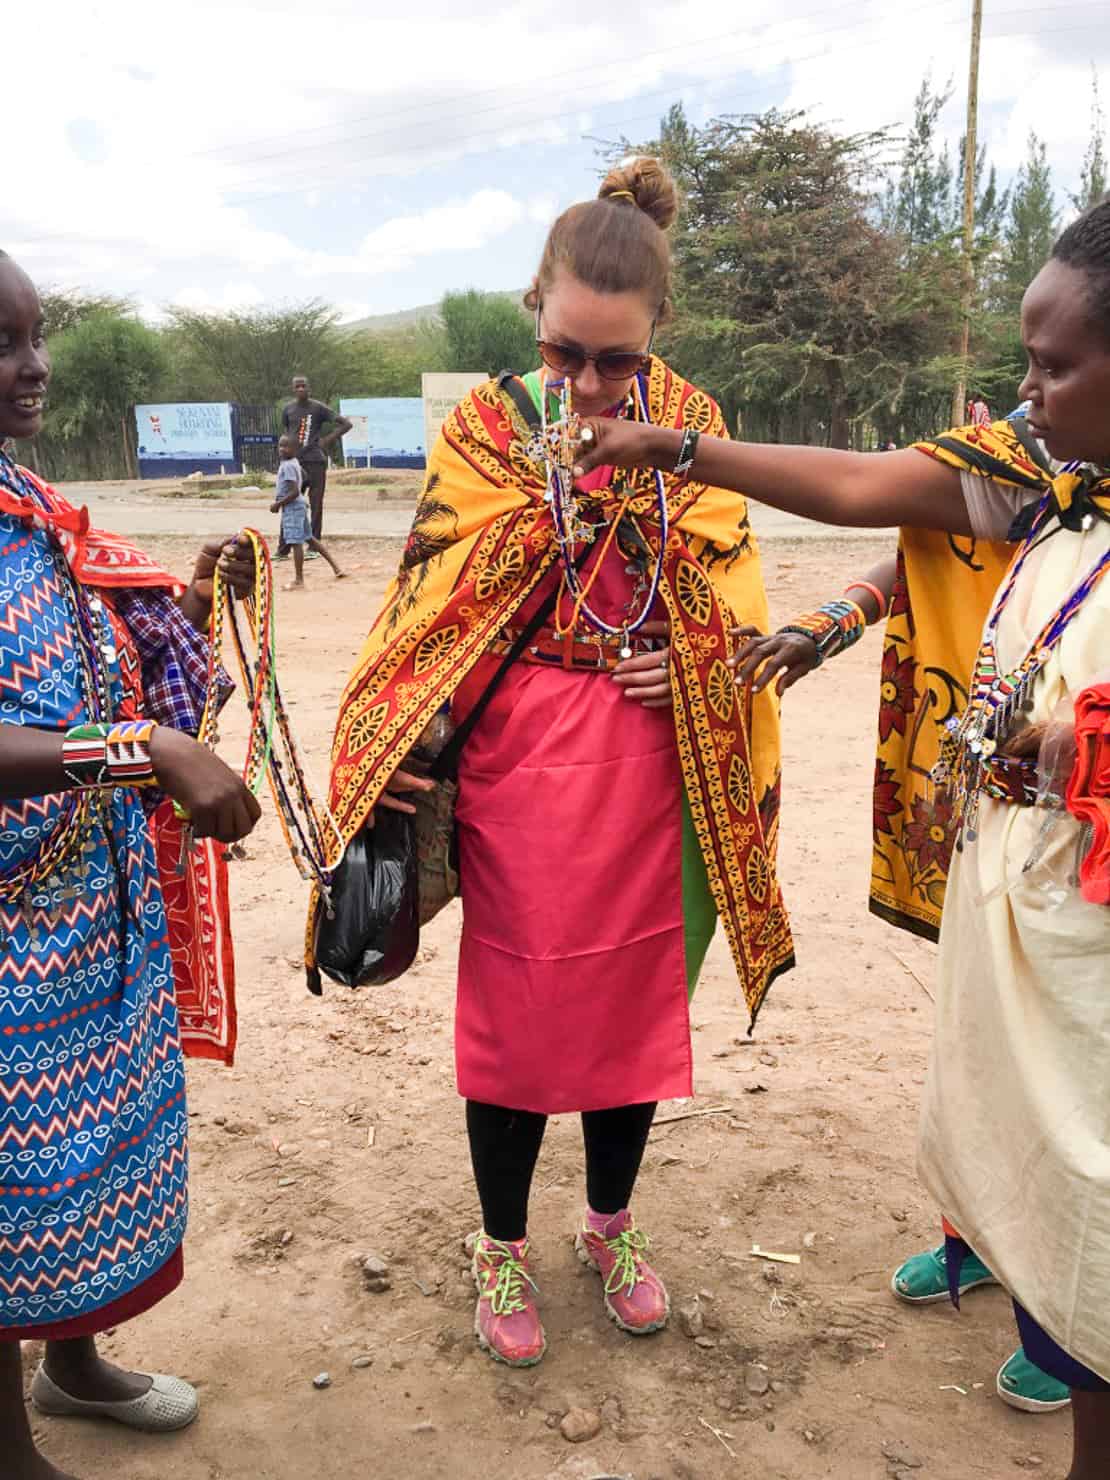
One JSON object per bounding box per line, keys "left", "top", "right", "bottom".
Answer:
{"left": 1073, "top": 73, "right": 1108, "bottom": 211}
{"left": 440, "top": 289, "right": 534, "bottom": 378}
{"left": 163, "top": 301, "right": 360, "bottom": 405}
{"left": 347, "top": 322, "right": 449, "bottom": 397}
{"left": 633, "top": 106, "right": 963, "bottom": 446}
{"left": 1003, "top": 133, "right": 1058, "bottom": 307}
{"left": 35, "top": 311, "right": 169, "bottom": 480}
{"left": 883, "top": 79, "right": 957, "bottom": 249}
{"left": 39, "top": 287, "right": 133, "bottom": 338}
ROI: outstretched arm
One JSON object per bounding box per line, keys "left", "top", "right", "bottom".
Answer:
{"left": 573, "top": 422, "right": 973, "bottom": 536}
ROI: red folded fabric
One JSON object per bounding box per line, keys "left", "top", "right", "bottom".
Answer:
{"left": 1067, "top": 682, "right": 1110, "bottom": 905}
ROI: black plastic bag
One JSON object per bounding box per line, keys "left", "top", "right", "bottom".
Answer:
{"left": 314, "top": 809, "right": 419, "bottom": 987}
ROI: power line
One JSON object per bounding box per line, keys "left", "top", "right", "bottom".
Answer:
{"left": 202, "top": 0, "right": 963, "bottom": 171}
{"left": 7, "top": 11, "right": 1104, "bottom": 250}
{"left": 220, "top": 14, "right": 1103, "bottom": 210}
{"left": 199, "top": 0, "right": 1108, "bottom": 179}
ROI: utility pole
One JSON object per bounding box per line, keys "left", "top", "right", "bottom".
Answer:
{"left": 953, "top": 0, "right": 984, "bottom": 426}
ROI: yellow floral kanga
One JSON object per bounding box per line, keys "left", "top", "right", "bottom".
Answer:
{"left": 870, "top": 416, "right": 1054, "bottom": 940}
{"left": 319, "top": 357, "right": 794, "bottom": 1022}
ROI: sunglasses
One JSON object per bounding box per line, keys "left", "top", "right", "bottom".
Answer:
{"left": 535, "top": 305, "right": 655, "bottom": 382}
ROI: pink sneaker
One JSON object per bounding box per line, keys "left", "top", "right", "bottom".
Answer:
{"left": 574, "top": 1209, "right": 670, "bottom": 1334}
{"left": 472, "top": 1233, "right": 546, "bottom": 1367}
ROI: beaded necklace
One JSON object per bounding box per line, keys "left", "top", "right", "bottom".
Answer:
{"left": 540, "top": 371, "right": 668, "bottom": 658}
{"left": 199, "top": 529, "right": 341, "bottom": 905}
{"left": 0, "top": 457, "right": 107, "bottom": 917}
{"left": 933, "top": 476, "right": 1110, "bottom": 844}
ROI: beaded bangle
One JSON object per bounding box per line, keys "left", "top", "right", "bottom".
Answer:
{"left": 61, "top": 723, "right": 111, "bottom": 788}
{"left": 62, "top": 720, "right": 158, "bottom": 790}
{"left": 843, "top": 579, "right": 889, "bottom": 619}
{"left": 673, "top": 427, "right": 700, "bottom": 478}
{"left": 777, "top": 600, "right": 866, "bottom": 666}
{"left": 106, "top": 720, "right": 158, "bottom": 788}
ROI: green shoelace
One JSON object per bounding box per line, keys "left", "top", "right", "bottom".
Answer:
{"left": 478, "top": 1240, "right": 538, "bottom": 1317}
{"left": 601, "top": 1226, "right": 651, "bottom": 1297}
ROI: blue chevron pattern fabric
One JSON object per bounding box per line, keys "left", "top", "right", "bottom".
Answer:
{"left": 0, "top": 513, "right": 187, "bottom": 1332}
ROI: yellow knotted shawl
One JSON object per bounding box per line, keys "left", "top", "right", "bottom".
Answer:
{"left": 870, "top": 416, "right": 1053, "bottom": 940}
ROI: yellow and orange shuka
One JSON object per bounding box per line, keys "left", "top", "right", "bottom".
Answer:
{"left": 319, "top": 359, "right": 794, "bottom": 1024}
{"left": 870, "top": 416, "right": 1054, "bottom": 941}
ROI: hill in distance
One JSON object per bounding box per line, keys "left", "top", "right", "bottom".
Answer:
{"left": 344, "top": 288, "right": 527, "bottom": 334}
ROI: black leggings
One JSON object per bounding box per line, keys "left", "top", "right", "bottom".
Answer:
{"left": 466, "top": 1099, "right": 657, "bottom": 1243}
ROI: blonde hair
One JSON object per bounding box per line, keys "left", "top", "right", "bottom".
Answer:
{"left": 524, "top": 156, "right": 678, "bottom": 321}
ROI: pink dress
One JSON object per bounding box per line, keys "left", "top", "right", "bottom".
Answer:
{"left": 452, "top": 485, "right": 694, "bottom": 1115}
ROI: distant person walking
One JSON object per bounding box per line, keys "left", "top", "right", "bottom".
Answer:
{"left": 277, "top": 376, "right": 351, "bottom": 557}
{"left": 272, "top": 435, "right": 346, "bottom": 591}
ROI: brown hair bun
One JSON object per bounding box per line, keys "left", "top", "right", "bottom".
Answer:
{"left": 598, "top": 156, "right": 678, "bottom": 231}
{"left": 524, "top": 156, "right": 678, "bottom": 319}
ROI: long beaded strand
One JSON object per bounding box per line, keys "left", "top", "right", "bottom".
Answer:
{"left": 543, "top": 371, "right": 668, "bottom": 657}
{"left": 199, "top": 529, "right": 341, "bottom": 904}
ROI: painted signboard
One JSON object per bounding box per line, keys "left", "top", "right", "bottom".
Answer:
{"left": 339, "top": 398, "right": 426, "bottom": 469}
{"left": 135, "top": 403, "right": 234, "bottom": 467}
{"left": 421, "top": 372, "right": 487, "bottom": 461}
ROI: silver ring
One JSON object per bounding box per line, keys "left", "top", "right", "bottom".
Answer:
{"left": 580, "top": 426, "right": 595, "bottom": 445}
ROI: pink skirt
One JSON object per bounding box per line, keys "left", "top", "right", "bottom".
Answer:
{"left": 452, "top": 654, "right": 693, "bottom": 1114}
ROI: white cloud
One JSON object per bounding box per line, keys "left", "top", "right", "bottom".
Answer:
{"left": 0, "top": 0, "right": 1105, "bottom": 316}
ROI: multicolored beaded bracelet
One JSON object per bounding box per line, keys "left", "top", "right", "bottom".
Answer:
{"left": 62, "top": 720, "right": 158, "bottom": 790}
{"left": 778, "top": 600, "right": 866, "bottom": 666}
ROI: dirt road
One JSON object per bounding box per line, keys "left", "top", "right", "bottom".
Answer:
{"left": 25, "top": 519, "right": 1066, "bottom": 1480}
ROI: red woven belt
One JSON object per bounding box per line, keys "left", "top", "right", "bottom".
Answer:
{"left": 489, "top": 625, "right": 663, "bottom": 673}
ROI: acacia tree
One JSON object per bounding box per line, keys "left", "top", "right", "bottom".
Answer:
{"left": 163, "top": 301, "right": 360, "bottom": 405}
{"left": 631, "top": 106, "right": 962, "bottom": 447}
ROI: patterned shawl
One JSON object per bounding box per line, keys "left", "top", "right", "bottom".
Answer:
{"left": 869, "top": 417, "right": 1053, "bottom": 941}
{"left": 325, "top": 358, "right": 794, "bottom": 1022}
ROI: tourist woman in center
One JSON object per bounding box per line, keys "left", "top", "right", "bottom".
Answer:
{"left": 323, "top": 158, "right": 793, "bottom": 1366}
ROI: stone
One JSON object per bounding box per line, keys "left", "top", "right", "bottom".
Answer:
{"left": 560, "top": 1408, "right": 603, "bottom": 1444}
{"left": 410, "top": 1422, "right": 436, "bottom": 1434}
{"left": 365, "top": 1277, "right": 391, "bottom": 1294}
{"left": 600, "top": 1396, "right": 622, "bottom": 1428}
{"left": 745, "top": 1364, "right": 770, "bottom": 1397}
{"left": 677, "top": 1296, "right": 704, "bottom": 1338}
{"left": 312, "top": 1372, "right": 331, "bottom": 1390}
{"left": 695, "top": 1336, "right": 717, "bottom": 1349}
{"left": 351, "top": 1355, "right": 373, "bottom": 1370}
{"left": 881, "top": 1441, "right": 924, "bottom": 1469}
{"left": 280, "top": 1230, "right": 294, "bottom": 1247}
{"left": 362, "top": 1254, "right": 390, "bottom": 1280}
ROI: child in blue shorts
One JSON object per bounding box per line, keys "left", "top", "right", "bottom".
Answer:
{"left": 272, "top": 436, "right": 345, "bottom": 589}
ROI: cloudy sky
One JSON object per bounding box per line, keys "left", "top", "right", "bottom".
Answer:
{"left": 4, "top": 0, "right": 1107, "bottom": 323}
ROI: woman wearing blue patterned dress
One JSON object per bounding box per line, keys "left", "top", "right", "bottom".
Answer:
{"left": 0, "top": 251, "right": 261, "bottom": 1480}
